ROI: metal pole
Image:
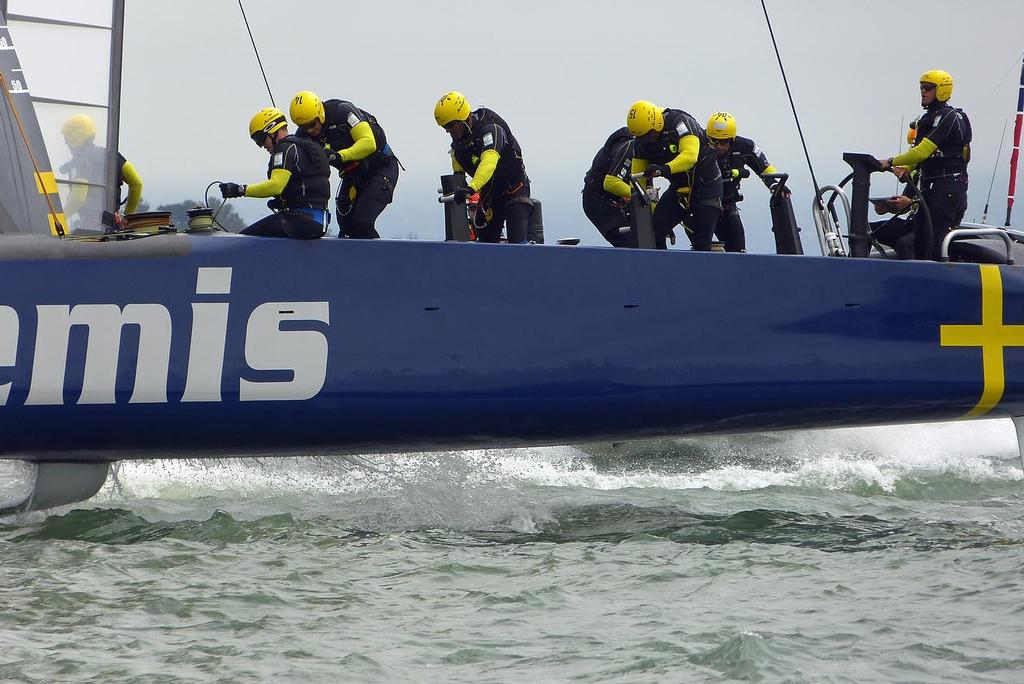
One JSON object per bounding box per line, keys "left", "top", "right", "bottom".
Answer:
{"left": 103, "top": 0, "right": 125, "bottom": 218}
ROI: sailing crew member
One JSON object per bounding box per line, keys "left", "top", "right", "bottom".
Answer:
{"left": 582, "top": 127, "right": 635, "bottom": 247}
{"left": 219, "top": 107, "right": 331, "bottom": 239}
{"left": 877, "top": 70, "right": 971, "bottom": 260}
{"left": 705, "top": 112, "right": 786, "bottom": 253}
{"left": 434, "top": 91, "right": 532, "bottom": 244}
{"left": 869, "top": 119, "right": 923, "bottom": 259}
{"left": 627, "top": 100, "right": 723, "bottom": 250}
{"left": 289, "top": 90, "right": 399, "bottom": 239}
{"left": 60, "top": 113, "right": 143, "bottom": 230}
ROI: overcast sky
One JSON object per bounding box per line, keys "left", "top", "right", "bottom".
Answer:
{"left": 113, "top": 0, "right": 1024, "bottom": 252}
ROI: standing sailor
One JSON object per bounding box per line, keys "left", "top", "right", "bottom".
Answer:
{"left": 60, "top": 113, "right": 143, "bottom": 230}
{"left": 220, "top": 107, "right": 331, "bottom": 239}
{"left": 627, "top": 100, "right": 723, "bottom": 250}
{"left": 434, "top": 91, "right": 532, "bottom": 244}
{"left": 289, "top": 90, "right": 399, "bottom": 239}
{"left": 582, "top": 127, "right": 635, "bottom": 247}
{"left": 705, "top": 112, "right": 786, "bottom": 253}
{"left": 877, "top": 70, "right": 971, "bottom": 260}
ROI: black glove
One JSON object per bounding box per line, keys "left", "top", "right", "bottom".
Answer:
{"left": 644, "top": 164, "right": 671, "bottom": 179}
{"left": 219, "top": 182, "right": 245, "bottom": 199}
{"left": 267, "top": 198, "right": 283, "bottom": 211}
{"left": 453, "top": 186, "right": 475, "bottom": 205}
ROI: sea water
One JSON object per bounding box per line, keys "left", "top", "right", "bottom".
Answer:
{"left": 2, "top": 419, "right": 1023, "bottom": 682}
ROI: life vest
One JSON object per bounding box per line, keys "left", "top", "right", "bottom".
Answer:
{"left": 270, "top": 135, "right": 331, "bottom": 211}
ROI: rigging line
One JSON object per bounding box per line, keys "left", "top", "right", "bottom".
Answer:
{"left": 982, "top": 118, "right": 1009, "bottom": 224}
{"left": 0, "top": 70, "right": 66, "bottom": 238}
{"left": 237, "top": 0, "right": 276, "bottom": 108}
{"left": 759, "top": 0, "right": 822, "bottom": 204}
{"left": 897, "top": 115, "right": 904, "bottom": 194}
{"left": 977, "top": 50, "right": 1024, "bottom": 114}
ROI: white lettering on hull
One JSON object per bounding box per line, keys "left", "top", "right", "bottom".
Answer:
{"left": 240, "top": 302, "right": 330, "bottom": 401}
{"left": 2, "top": 267, "right": 330, "bottom": 408}
{"left": 0, "top": 305, "right": 17, "bottom": 406}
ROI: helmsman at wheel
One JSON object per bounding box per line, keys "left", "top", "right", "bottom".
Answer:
{"left": 877, "top": 70, "right": 971, "bottom": 261}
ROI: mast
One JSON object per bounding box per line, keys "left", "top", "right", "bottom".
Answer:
{"left": 1007, "top": 54, "right": 1024, "bottom": 227}
{"left": 103, "top": 0, "right": 125, "bottom": 217}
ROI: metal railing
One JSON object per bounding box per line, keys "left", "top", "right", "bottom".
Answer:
{"left": 940, "top": 227, "right": 1015, "bottom": 264}
{"left": 812, "top": 184, "right": 851, "bottom": 256}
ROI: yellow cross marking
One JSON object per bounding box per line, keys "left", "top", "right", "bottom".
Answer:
{"left": 940, "top": 265, "right": 1024, "bottom": 417}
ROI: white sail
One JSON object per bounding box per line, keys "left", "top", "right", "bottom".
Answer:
{"left": 5, "top": 0, "right": 123, "bottom": 233}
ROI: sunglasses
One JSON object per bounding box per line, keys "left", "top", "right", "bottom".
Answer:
{"left": 920, "top": 83, "right": 936, "bottom": 92}
{"left": 250, "top": 131, "right": 269, "bottom": 146}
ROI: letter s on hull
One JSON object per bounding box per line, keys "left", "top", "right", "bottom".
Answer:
{"left": 240, "top": 302, "right": 329, "bottom": 402}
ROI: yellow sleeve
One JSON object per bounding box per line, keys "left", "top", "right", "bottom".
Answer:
{"left": 64, "top": 179, "right": 89, "bottom": 216}
{"left": 244, "top": 168, "right": 292, "bottom": 198}
{"left": 630, "top": 157, "right": 649, "bottom": 189}
{"left": 121, "top": 160, "right": 143, "bottom": 213}
{"left": 603, "top": 175, "right": 631, "bottom": 199}
{"left": 451, "top": 152, "right": 465, "bottom": 173}
{"left": 337, "top": 121, "right": 377, "bottom": 162}
{"left": 762, "top": 164, "right": 777, "bottom": 175}
{"left": 892, "top": 139, "right": 937, "bottom": 168}
{"left": 468, "top": 149, "right": 500, "bottom": 192}
{"left": 666, "top": 135, "right": 700, "bottom": 175}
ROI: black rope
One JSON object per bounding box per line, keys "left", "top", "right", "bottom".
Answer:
{"left": 760, "top": 0, "right": 822, "bottom": 203}
{"left": 983, "top": 119, "right": 1009, "bottom": 223}
{"left": 238, "top": 0, "right": 276, "bottom": 108}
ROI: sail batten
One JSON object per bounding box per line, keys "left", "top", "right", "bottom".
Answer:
{"left": 6, "top": 13, "right": 112, "bottom": 31}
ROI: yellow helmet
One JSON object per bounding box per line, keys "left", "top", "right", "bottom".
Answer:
{"left": 706, "top": 112, "right": 737, "bottom": 141}
{"left": 434, "top": 91, "right": 471, "bottom": 127}
{"left": 907, "top": 118, "right": 918, "bottom": 145}
{"left": 61, "top": 114, "right": 97, "bottom": 148}
{"left": 920, "top": 69, "right": 953, "bottom": 102}
{"left": 289, "top": 90, "right": 326, "bottom": 127}
{"left": 627, "top": 100, "right": 664, "bottom": 137}
{"left": 248, "top": 107, "right": 288, "bottom": 144}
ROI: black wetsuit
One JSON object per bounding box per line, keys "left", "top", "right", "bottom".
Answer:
{"left": 297, "top": 99, "right": 399, "bottom": 239}
{"left": 634, "top": 108, "right": 722, "bottom": 250}
{"left": 713, "top": 136, "right": 776, "bottom": 252}
{"left": 909, "top": 101, "right": 971, "bottom": 260}
{"left": 450, "top": 107, "right": 531, "bottom": 243}
{"left": 870, "top": 181, "right": 918, "bottom": 260}
{"left": 583, "top": 127, "right": 634, "bottom": 247}
{"left": 242, "top": 135, "right": 331, "bottom": 239}
{"left": 61, "top": 144, "right": 128, "bottom": 230}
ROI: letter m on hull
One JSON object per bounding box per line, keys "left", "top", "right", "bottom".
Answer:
{"left": 25, "top": 304, "right": 171, "bottom": 405}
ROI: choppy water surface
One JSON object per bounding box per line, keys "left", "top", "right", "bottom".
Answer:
{"left": 3, "top": 420, "right": 1024, "bottom": 682}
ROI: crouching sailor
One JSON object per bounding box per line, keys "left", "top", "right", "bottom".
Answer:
{"left": 220, "top": 107, "right": 331, "bottom": 239}
{"left": 628, "top": 100, "right": 723, "bottom": 250}
{"left": 706, "top": 112, "right": 786, "bottom": 253}
{"left": 290, "top": 90, "right": 399, "bottom": 239}
{"left": 583, "top": 127, "right": 635, "bottom": 247}
{"left": 434, "top": 91, "right": 532, "bottom": 244}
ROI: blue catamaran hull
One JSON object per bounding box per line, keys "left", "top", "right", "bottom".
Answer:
{"left": 0, "top": 233, "right": 1020, "bottom": 461}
